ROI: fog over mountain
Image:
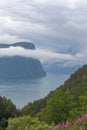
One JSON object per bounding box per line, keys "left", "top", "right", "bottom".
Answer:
{"left": 0, "top": 41, "right": 85, "bottom": 74}
{"left": 0, "top": 0, "right": 87, "bottom": 72}
{"left": 0, "top": 42, "right": 46, "bottom": 79}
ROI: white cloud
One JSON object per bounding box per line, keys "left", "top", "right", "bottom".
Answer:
{"left": 0, "top": 15, "right": 47, "bottom": 41}
{"left": 0, "top": 34, "right": 23, "bottom": 44}
{"left": 0, "top": 46, "right": 86, "bottom": 68}
{"left": 0, "top": 47, "right": 74, "bottom": 62}
{"left": 0, "top": 16, "right": 19, "bottom": 31}
{"left": 0, "top": 0, "right": 19, "bottom": 8}
{"left": 34, "top": 0, "right": 86, "bottom": 8}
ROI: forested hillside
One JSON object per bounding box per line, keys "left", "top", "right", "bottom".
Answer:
{"left": 0, "top": 96, "right": 19, "bottom": 130}
{"left": 21, "top": 65, "right": 87, "bottom": 118}
{"left": 1, "top": 64, "right": 87, "bottom": 130}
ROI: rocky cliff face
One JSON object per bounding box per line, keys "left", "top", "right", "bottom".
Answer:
{"left": 0, "top": 42, "right": 46, "bottom": 79}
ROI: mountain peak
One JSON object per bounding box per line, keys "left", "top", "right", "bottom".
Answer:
{"left": 0, "top": 42, "right": 35, "bottom": 50}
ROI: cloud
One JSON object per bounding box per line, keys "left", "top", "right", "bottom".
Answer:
{"left": 0, "top": 46, "right": 74, "bottom": 62}
{"left": 34, "top": 0, "right": 87, "bottom": 9}
{"left": 0, "top": 0, "right": 87, "bottom": 67}
{"left": 0, "top": 34, "right": 23, "bottom": 44}
{"left": 0, "top": 46, "right": 86, "bottom": 68}
{"left": 0, "top": 16, "right": 46, "bottom": 35}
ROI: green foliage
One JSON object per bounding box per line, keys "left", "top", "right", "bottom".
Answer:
{"left": 21, "top": 103, "right": 33, "bottom": 116}
{"left": 6, "top": 116, "right": 54, "bottom": 130}
{"left": 38, "top": 90, "right": 76, "bottom": 124}
{"left": 63, "top": 65, "right": 87, "bottom": 91}
{"left": 0, "top": 96, "right": 17, "bottom": 119}
{"left": 20, "top": 65, "right": 87, "bottom": 126}
{"left": 21, "top": 98, "right": 47, "bottom": 116}
{"left": 3, "top": 98, "right": 17, "bottom": 119}
{"left": 0, "top": 118, "right": 8, "bottom": 130}
{"left": 79, "top": 91, "right": 87, "bottom": 113}
{"left": 0, "top": 96, "right": 18, "bottom": 129}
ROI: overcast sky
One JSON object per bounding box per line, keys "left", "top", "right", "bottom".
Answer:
{"left": 0, "top": 0, "right": 87, "bottom": 67}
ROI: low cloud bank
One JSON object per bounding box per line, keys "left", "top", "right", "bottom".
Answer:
{"left": 0, "top": 46, "right": 84, "bottom": 67}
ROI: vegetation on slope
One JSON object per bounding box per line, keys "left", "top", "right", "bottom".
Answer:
{"left": 1, "top": 64, "right": 87, "bottom": 130}
{"left": 21, "top": 65, "right": 87, "bottom": 116}
{"left": 6, "top": 116, "right": 54, "bottom": 130}
{"left": 0, "top": 96, "right": 19, "bottom": 130}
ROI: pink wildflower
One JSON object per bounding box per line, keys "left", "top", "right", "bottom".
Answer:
{"left": 53, "top": 122, "right": 64, "bottom": 130}
{"left": 84, "top": 113, "right": 87, "bottom": 119}
{"left": 65, "top": 121, "right": 72, "bottom": 128}
{"left": 77, "top": 117, "right": 83, "bottom": 124}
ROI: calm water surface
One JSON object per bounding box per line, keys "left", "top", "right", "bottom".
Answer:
{"left": 0, "top": 73, "right": 69, "bottom": 108}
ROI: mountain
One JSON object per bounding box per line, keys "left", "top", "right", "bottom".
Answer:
{"left": 43, "top": 61, "right": 81, "bottom": 74}
{"left": 60, "top": 64, "right": 87, "bottom": 96}
{"left": 0, "top": 42, "right": 35, "bottom": 50}
{"left": 21, "top": 64, "right": 87, "bottom": 120}
{"left": 0, "top": 42, "right": 46, "bottom": 79}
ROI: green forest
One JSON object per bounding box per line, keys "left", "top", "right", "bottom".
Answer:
{"left": 1, "top": 65, "right": 87, "bottom": 130}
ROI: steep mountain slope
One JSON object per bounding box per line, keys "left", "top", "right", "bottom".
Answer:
{"left": 36, "top": 64, "right": 87, "bottom": 124}
{"left": 0, "top": 42, "right": 46, "bottom": 79}
{"left": 60, "top": 64, "right": 87, "bottom": 96}
{"left": 21, "top": 64, "right": 87, "bottom": 118}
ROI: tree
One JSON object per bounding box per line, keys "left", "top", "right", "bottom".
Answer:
{"left": 38, "top": 90, "right": 76, "bottom": 124}
{"left": 6, "top": 116, "right": 54, "bottom": 130}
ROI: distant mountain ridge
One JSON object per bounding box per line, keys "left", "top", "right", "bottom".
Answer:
{"left": 0, "top": 42, "right": 46, "bottom": 79}
{"left": 44, "top": 61, "right": 80, "bottom": 74}
{"left": 0, "top": 42, "right": 35, "bottom": 50}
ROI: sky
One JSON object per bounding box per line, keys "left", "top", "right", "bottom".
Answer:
{"left": 0, "top": 0, "right": 87, "bottom": 67}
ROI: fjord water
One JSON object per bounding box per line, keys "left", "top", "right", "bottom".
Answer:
{"left": 0, "top": 73, "right": 69, "bottom": 108}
